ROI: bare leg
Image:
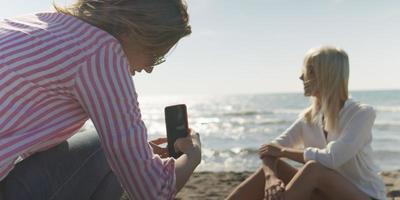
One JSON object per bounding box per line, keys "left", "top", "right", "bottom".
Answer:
{"left": 226, "top": 157, "right": 297, "bottom": 200}
{"left": 226, "top": 158, "right": 334, "bottom": 200}
{"left": 225, "top": 167, "right": 265, "bottom": 200}
{"left": 284, "top": 161, "right": 371, "bottom": 200}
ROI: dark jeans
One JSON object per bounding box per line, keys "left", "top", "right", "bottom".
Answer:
{"left": 0, "top": 129, "right": 124, "bottom": 200}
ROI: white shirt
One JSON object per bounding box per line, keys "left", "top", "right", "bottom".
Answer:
{"left": 272, "top": 99, "right": 386, "bottom": 200}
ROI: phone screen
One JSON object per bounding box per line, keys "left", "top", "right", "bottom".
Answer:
{"left": 165, "top": 104, "right": 189, "bottom": 158}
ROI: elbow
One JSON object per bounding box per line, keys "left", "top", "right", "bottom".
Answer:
{"left": 321, "top": 155, "right": 344, "bottom": 169}
{"left": 330, "top": 154, "right": 349, "bottom": 169}
{"left": 306, "top": 150, "right": 343, "bottom": 170}
{"left": 328, "top": 161, "right": 342, "bottom": 169}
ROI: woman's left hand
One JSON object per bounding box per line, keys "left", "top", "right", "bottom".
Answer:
{"left": 259, "top": 143, "right": 284, "bottom": 158}
{"left": 149, "top": 138, "right": 169, "bottom": 158}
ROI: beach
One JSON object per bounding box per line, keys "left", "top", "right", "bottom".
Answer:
{"left": 120, "top": 170, "right": 400, "bottom": 200}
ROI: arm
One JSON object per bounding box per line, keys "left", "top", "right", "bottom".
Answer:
{"left": 259, "top": 144, "right": 305, "bottom": 164}
{"left": 270, "top": 117, "right": 304, "bottom": 148}
{"left": 258, "top": 119, "right": 305, "bottom": 199}
{"left": 282, "top": 147, "right": 305, "bottom": 164}
{"left": 73, "top": 43, "right": 178, "bottom": 200}
{"left": 261, "top": 155, "right": 280, "bottom": 177}
{"left": 149, "top": 133, "right": 202, "bottom": 192}
{"left": 303, "top": 106, "right": 375, "bottom": 169}
{"left": 174, "top": 132, "right": 201, "bottom": 192}
{"left": 259, "top": 118, "right": 305, "bottom": 164}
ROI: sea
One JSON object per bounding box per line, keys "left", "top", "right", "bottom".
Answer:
{"left": 86, "top": 90, "right": 400, "bottom": 172}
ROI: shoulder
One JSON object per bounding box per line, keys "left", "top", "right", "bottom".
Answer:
{"left": 348, "top": 100, "right": 376, "bottom": 117}
{"left": 341, "top": 99, "right": 376, "bottom": 125}
{"left": 40, "top": 12, "right": 125, "bottom": 60}
{"left": 289, "top": 116, "right": 308, "bottom": 130}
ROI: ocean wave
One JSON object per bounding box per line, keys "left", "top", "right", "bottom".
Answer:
{"left": 373, "top": 150, "right": 400, "bottom": 156}
{"left": 202, "top": 148, "right": 260, "bottom": 158}
{"left": 205, "top": 148, "right": 400, "bottom": 158}
{"left": 222, "top": 111, "right": 272, "bottom": 117}
{"left": 197, "top": 148, "right": 400, "bottom": 172}
{"left": 374, "top": 121, "right": 400, "bottom": 130}
{"left": 272, "top": 109, "right": 303, "bottom": 114}
{"left": 375, "top": 106, "right": 400, "bottom": 113}
{"left": 256, "top": 119, "right": 291, "bottom": 125}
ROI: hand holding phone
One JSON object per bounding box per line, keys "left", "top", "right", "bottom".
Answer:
{"left": 165, "top": 104, "right": 189, "bottom": 158}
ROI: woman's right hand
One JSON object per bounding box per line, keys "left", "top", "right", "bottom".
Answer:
{"left": 174, "top": 129, "right": 202, "bottom": 192}
{"left": 259, "top": 143, "right": 284, "bottom": 158}
{"left": 174, "top": 129, "right": 202, "bottom": 162}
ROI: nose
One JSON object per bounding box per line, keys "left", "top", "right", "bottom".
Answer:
{"left": 145, "top": 67, "right": 154, "bottom": 73}
{"left": 299, "top": 74, "right": 304, "bottom": 81}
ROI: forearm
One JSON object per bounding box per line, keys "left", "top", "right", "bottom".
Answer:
{"left": 281, "top": 148, "right": 305, "bottom": 164}
{"left": 174, "top": 146, "right": 201, "bottom": 192}
{"left": 261, "top": 155, "right": 280, "bottom": 178}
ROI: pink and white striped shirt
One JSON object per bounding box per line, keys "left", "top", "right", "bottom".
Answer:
{"left": 0, "top": 12, "right": 176, "bottom": 199}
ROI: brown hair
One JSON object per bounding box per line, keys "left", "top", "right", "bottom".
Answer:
{"left": 54, "top": 0, "right": 192, "bottom": 55}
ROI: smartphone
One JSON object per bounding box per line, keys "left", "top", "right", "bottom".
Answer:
{"left": 165, "top": 104, "right": 189, "bottom": 158}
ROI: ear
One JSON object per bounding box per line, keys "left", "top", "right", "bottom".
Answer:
{"left": 118, "top": 33, "right": 136, "bottom": 53}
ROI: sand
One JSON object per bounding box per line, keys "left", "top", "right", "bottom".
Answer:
{"left": 120, "top": 170, "right": 400, "bottom": 200}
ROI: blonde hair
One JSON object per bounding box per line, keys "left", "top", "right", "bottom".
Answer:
{"left": 302, "top": 46, "right": 350, "bottom": 132}
{"left": 54, "top": 0, "right": 191, "bottom": 55}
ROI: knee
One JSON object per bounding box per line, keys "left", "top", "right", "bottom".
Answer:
{"left": 310, "top": 189, "right": 330, "bottom": 200}
{"left": 302, "top": 160, "right": 332, "bottom": 182}
{"left": 302, "top": 160, "right": 325, "bottom": 178}
{"left": 303, "top": 160, "right": 324, "bottom": 171}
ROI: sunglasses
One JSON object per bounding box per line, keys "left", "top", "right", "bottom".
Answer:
{"left": 152, "top": 55, "right": 166, "bottom": 67}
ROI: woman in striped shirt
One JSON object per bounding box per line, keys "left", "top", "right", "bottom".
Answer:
{"left": 0, "top": 0, "right": 201, "bottom": 199}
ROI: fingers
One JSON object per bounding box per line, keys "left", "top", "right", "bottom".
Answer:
{"left": 149, "top": 141, "right": 169, "bottom": 158}
{"left": 159, "top": 151, "right": 169, "bottom": 158}
{"left": 265, "top": 180, "right": 285, "bottom": 200}
{"left": 259, "top": 149, "right": 268, "bottom": 158}
{"left": 272, "top": 186, "right": 283, "bottom": 200}
{"left": 188, "top": 129, "right": 200, "bottom": 140}
{"left": 259, "top": 143, "right": 282, "bottom": 158}
{"left": 277, "top": 181, "right": 285, "bottom": 200}
{"left": 150, "top": 143, "right": 162, "bottom": 153}
{"left": 189, "top": 129, "right": 201, "bottom": 147}
{"left": 271, "top": 187, "right": 277, "bottom": 200}
{"left": 280, "top": 181, "right": 285, "bottom": 190}
{"left": 265, "top": 188, "right": 269, "bottom": 200}
{"left": 259, "top": 145, "right": 271, "bottom": 158}
{"left": 149, "top": 141, "right": 158, "bottom": 149}
{"left": 174, "top": 136, "right": 194, "bottom": 153}
{"left": 150, "top": 137, "right": 167, "bottom": 145}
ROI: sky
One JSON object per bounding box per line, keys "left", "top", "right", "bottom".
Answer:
{"left": 1, "top": 0, "right": 399, "bottom": 95}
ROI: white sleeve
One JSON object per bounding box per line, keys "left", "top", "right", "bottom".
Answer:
{"left": 271, "top": 117, "right": 304, "bottom": 148}
{"left": 303, "top": 106, "right": 375, "bottom": 169}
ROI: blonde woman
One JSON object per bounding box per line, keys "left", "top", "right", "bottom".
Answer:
{"left": 0, "top": 0, "right": 201, "bottom": 199}
{"left": 227, "top": 46, "right": 386, "bottom": 200}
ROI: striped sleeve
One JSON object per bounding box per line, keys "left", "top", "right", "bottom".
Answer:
{"left": 72, "top": 42, "right": 176, "bottom": 200}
